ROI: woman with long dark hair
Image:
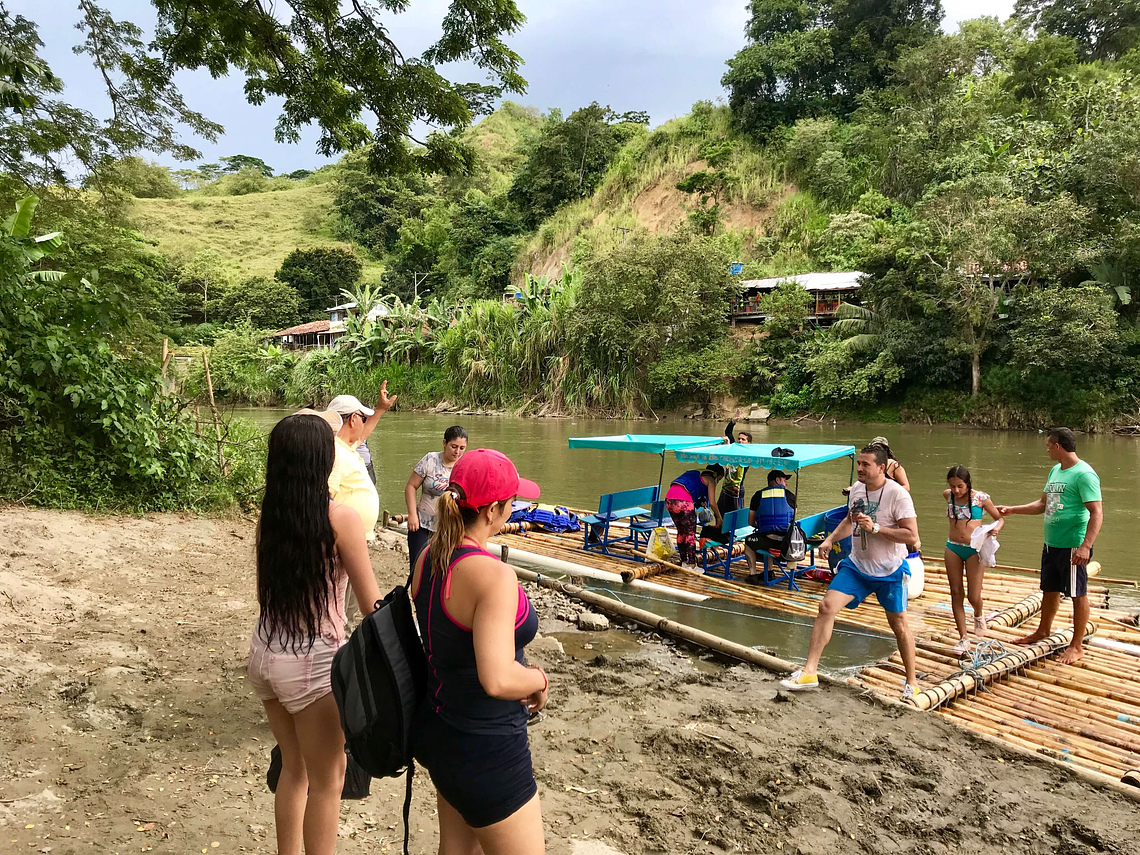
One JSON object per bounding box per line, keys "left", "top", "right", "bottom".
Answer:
{"left": 404, "top": 425, "right": 468, "bottom": 569}
{"left": 944, "top": 464, "right": 1004, "bottom": 654}
{"left": 410, "top": 448, "right": 547, "bottom": 855}
{"left": 247, "top": 411, "right": 383, "bottom": 855}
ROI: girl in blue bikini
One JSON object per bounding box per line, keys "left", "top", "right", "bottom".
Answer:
{"left": 944, "top": 465, "right": 1005, "bottom": 654}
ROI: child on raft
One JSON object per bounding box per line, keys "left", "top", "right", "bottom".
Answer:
{"left": 944, "top": 465, "right": 1004, "bottom": 654}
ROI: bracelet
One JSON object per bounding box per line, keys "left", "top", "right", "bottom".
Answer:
{"left": 531, "top": 665, "right": 547, "bottom": 693}
{"left": 872, "top": 522, "right": 880, "bottom": 535}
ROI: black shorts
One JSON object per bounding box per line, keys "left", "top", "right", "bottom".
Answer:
{"left": 745, "top": 531, "right": 784, "bottom": 552}
{"left": 413, "top": 712, "right": 536, "bottom": 828}
{"left": 1040, "top": 544, "right": 1091, "bottom": 598}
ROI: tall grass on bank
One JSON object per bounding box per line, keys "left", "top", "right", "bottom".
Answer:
{"left": 286, "top": 350, "right": 448, "bottom": 410}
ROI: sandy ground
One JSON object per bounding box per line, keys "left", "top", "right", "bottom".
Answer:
{"left": 1, "top": 507, "right": 1137, "bottom": 855}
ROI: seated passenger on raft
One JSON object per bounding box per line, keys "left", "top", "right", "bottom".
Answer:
{"left": 744, "top": 469, "right": 797, "bottom": 580}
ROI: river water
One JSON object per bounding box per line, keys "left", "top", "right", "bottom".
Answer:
{"left": 234, "top": 409, "right": 1140, "bottom": 669}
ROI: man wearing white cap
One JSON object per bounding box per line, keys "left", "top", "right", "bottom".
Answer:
{"left": 327, "top": 386, "right": 395, "bottom": 621}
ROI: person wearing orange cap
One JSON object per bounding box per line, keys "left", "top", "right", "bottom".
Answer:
{"left": 410, "top": 448, "right": 547, "bottom": 855}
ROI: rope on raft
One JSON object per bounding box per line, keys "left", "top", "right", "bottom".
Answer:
{"left": 944, "top": 639, "right": 1016, "bottom": 698}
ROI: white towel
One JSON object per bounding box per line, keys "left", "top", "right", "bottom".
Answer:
{"left": 970, "top": 521, "right": 1001, "bottom": 568}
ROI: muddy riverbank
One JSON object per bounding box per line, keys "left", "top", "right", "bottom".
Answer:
{"left": 1, "top": 507, "right": 1136, "bottom": 853}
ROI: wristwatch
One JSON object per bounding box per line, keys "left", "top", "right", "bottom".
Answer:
{"left": 872, "top": 522, "right": 880, "bottom": 535}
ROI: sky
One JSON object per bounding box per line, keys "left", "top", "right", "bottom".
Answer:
{"left": 16, "top": 0, "right": 1016, "bottom": 176}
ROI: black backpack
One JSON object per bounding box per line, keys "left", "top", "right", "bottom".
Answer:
{"left": 266, "top": 742, "right": 372, "bottom": 800}
{"left": 331, "top": 582, "right": 428, "bottom": 855}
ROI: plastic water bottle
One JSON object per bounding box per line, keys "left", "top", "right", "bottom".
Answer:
{"left": 905, "top": 551, "right": 925, "bottom": 599}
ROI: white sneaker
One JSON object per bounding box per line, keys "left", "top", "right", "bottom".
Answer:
{"left": 974, "top": 614, "right": 988, "bottom": 637}
{"left": 952, "top": 638, "right": 970, "bottom": 655}
{"left": 780, "top": 669, "right": 819, "bottom": 691}
{"left": 900, "top": 682, "right": 918, "bottom": 701}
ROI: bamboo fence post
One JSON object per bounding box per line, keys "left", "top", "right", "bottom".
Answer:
{"left": 202, "top": 351, "right": 227, "bottom": 475}
{"left": 160, "top": 338, "right": 172, "bottom": 394}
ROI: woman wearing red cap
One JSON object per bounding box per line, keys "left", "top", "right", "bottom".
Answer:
{"left": 410, "top": 448, "right": 548, "bottom": 855}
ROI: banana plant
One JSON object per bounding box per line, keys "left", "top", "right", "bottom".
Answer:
{"left": 3, "top": 196, "right": 64, "bottom": 275}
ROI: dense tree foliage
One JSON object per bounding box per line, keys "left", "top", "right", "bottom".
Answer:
{"left": 508, "top": 104, "right": 649, "bottom": 227}
{"left": 276, "top": 247, "right": 363, "bottom": 317}
{"left": 0, "top": 198, "right": 252, "bottom": 509}
{"left": 722, "top": 0, "right": 943, "bottom": 134}
{"left": 220, "top": 154, "right": 274, "bottom": 177}
{"left": 0, "top": 0, "right": 526, "bottom": 193}
{"left": 217, "top": 277, "right": 304, "bottom": 331}
{"left": 333, "top": 151, "right": 433, "bottom": 253}
{"left": 93, "top": 156, "right": 181, "bottom": 198}
{"left": 1013, "top": 1, "right": 1140, "bottom": 61}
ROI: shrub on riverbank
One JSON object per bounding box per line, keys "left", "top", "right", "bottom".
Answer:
{"left": 0, "top": 198, "right": 261, "bottom": 513}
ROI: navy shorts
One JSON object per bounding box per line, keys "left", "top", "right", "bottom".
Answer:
{"left": 413, "top": 712, "right": 536, "bottom": 828}
{"left": 1040, "top": 545, "right": 1090, "bottom": 598}
{"left": 828, "top": 557, "right": 909, "bottom": 614}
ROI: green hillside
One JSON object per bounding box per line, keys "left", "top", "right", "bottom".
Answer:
{"left": 131, "top": 183, "right": 382, "bottom": 281}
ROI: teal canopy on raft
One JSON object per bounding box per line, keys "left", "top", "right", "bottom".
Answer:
{"left": 674, "top": 443, "right": 856, "bottom": 473}
{"left": 567, "top": 434, "right": 725, "bottom": 454}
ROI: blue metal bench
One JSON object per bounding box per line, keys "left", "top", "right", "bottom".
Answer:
{"left": 629, "top": 499, "right": 668, "bottom": 553}
{"left": 701, "top": 507, "right": 754, "bottom": 579}
{"left": 737, "top": 506, "right": 842, "bottom": 591}
{"left": 581, "top": 485, "right": 660, "bottom": 558}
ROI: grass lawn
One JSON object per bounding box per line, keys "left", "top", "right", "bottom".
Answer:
{"left": 132, "top": 183, "right": 383, "bottom": 281}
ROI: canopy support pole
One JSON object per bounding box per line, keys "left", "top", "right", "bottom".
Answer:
{"left": 657, "top": 451, "right": 666, "bottom": 495}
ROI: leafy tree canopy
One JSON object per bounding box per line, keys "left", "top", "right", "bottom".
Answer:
{"left": 0, "top": 197, "right": 230, "bottom": 509}
{"left": 508, "top": 103, "right": 649, "bottom": 227}
{"left": 90, "top": 156, "right": 180, "bottom": 198}
{"left": 570, "top": 230, "right": 733, "bottom": 385}
{"left": 332, "top": 149, "right": 433, "bottom": 253}
{"left": 723, "top": 0, "right": 944, "bottom": 134}
{"left": 217, "top": 276, "right": 304, "bottom": 331}
{"left": 276, "top": 246, "right": 362, "bottom": 317}
{"left": 220, "top": 154, "right": 274, "bottom": 177}
{"left": 0, "top": 0, "right": 526, "bottom": 193}
{"left": 1013, "top": 0, "right": 1140, "bottom": 61}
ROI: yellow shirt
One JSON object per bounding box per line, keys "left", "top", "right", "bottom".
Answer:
{"left": 329, "top": 436, "right": 379, "bottom": 541}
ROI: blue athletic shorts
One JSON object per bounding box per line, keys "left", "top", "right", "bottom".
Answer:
{"left": 829, "top": 557, "right": 909, "bottom": 614}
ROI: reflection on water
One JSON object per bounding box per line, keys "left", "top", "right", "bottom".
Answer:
{"left": 235, "top": 408, "right": 1140, "bottom": 584}
{"left": 575, "top": 579, "right": 898, "bottom": 674}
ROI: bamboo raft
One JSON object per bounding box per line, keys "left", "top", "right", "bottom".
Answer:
{"left": 385, "top": 513, "right": 1140, "bottom": 783}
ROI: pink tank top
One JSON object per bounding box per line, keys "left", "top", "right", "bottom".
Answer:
{"left": 251, "top": 559, "right": 349, "bottom": 653}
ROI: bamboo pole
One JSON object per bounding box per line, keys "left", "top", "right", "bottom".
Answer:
{"left": 977, "top": 690, "right": 1140, "bottom": 751}
{"left": 964, "top": 699, "right": 1140, "bottom": 770}
{"left": 620, "top": 562, "right": 673, "bottom": 583}
{"left": 202, "top": 351, "right": 227, "bottom": 475}
{"left": 925, "top": 554, "right": 1136, "bottom": 587}
{"left": 160, "top": 338, "right": 172, "bottom": 394}
{"left": 902, "top": 626, "right": 1093, "bottom": 711}
{"left": 512, "top": 567, "right": 821, "bottom": 679}
{"left": 987, "top": 592, "right": 1044, "bottom": 627}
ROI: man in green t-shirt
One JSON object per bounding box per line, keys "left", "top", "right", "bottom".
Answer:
{"left": 997, "top": 427, "right": 1103, "bottom": 664}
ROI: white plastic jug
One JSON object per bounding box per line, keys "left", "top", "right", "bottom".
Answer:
{"left": 905, "top": 551, "right": 925, "bottom": 599}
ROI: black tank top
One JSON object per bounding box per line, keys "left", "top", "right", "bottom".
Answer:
{"left": 412, "top": 544, "right": 539, "bottom": 735}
